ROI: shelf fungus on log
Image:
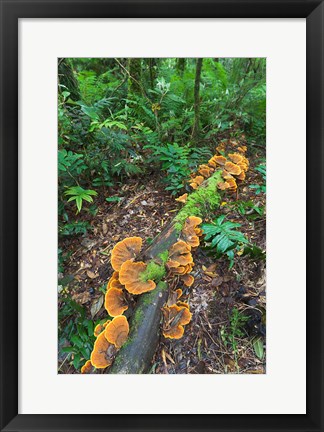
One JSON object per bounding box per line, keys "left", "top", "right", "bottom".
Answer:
{"left": 162, "top": 303, "right": 192, "bottom": 340}
{"left": 175, "top": 193, "right": 188, "bottom": 204}
{"left": 167, "top": 288, "right": 183, "bottom": 307}
{"left": 213, "top": 155, "right": 227, "bottom": 166}
{"left": 167, "top": 240, "right": 192, "bottom": 267}
{"left": 237, "top": 145, "right": 247, "bottom": 153}
{"left": 81, "top": 360, "right": 93, "bottom": 374}
{"left": 119, "top": 260, "right": 156, "bottom": 295}
{"left": 224, "top": 161, "right": 242, "bottom": 176}
{"left": 90, "top": 331, "right": 116, "bottom": 369}
{"left": 189, "top": 175, "right": 204, "bottom": 190}
{"left": 104, "top": 315, "right": 129, "bottom": 349}
{"left": 228, "top": 152, "right": 244, "bottom": 164}
{"left": 94, "top": 320, "right": 110, "bottom": 337}
{"left": 105, "top": 287, "right": 129, "bottom": 317}
{"left": 181, "top": 273, "right": 195, "bottom": 287}
{"left": 227, "top": 177, "right": 238, "bottom": 192}
{"left": 217, "top": 181, "right": 231, "bottom": 191}
{"left": 108, "top": 171, "right": 223, "bottom": 373}
{"left": 111, "top": 237, "right": 142, "bottom": 271}
{"left": 182, "top": 216, "right": 203, "bottom": 248}
{"left": 198, "top": 164, "right": 213, "bottom": 178}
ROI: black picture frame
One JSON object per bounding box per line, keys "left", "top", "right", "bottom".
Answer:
{"left": 1, "top": 1, "right": 323, "bottom": 431}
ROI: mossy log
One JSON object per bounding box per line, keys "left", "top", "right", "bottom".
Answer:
{"left": 109, "top": 170, "right": 223, "bottom": 374}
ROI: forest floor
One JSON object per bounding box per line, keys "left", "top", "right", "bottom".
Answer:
{"left": 58, "top": 145, "right": 266, "bottom": 374}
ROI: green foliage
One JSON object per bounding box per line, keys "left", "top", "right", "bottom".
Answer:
{"left": 145, "top": 142, "right": 212, "bottom": 195}
{"left": 64, "top": 186, "right": 97, "bottom": 213}
{"left": 146, "top": 142, "right": 191, "bottom": 194}
{"left": 58, "top": 58, "right": 265, "bottom": 210}
{"left": 58, "top": 248, "right": 72, "bottom": 273}
{"left": 106, "top": 196, "right": 122, "bottom": 203}
{"left": 249, "top": 163, "right": 266, "bottom": 194}
{"left": 59, "top": 220, "right": 91, "bottom": 237}
{"left": 243, "top": 244, "right": 266, "bottom": 261}
{"left": 202, "top": 215, "right": 249, "bottom": 268}
{"left": 235, "top": 200, "right": 265, "bottom": 220}
{"left": 59, "top": 294, "right": 99, "bottom": 370}
{"left": 220, "top": 308, "right": 250, "bottom": 355}
{"left": 58, "top": 150, "right": 88, "bottom": 184}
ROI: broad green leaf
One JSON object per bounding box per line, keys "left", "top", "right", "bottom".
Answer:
{"left": 253, "top": 337, "right": 264, "bottom": 360}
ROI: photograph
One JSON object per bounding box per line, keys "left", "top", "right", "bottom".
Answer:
{"left": 58, "top": 57, "right": 266, "bottom": 375}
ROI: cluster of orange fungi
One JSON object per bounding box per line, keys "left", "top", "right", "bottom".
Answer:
{"left": 176, "top": 140, "right": 249, "bottom": 196}
{"left": 83, "top": 218, "right": 204, "bottom": 372}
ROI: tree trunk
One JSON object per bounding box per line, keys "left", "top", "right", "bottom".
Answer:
{"left": 127, "top": 58, "right": 142, "bottom": 96}
{"left": 177, "top": 58, "right": 186, "bottom": 76}
{"left": 58, "top": 58, "right": 80, "bottom": 101}
{"left": 148, "top": 58, "right": 157, "bottom": 89}
{"left": 109, "top": 170, "right": 223, "bottom": 374}
{"left": 192, "top": 58, "right": 203, "bottom": 145}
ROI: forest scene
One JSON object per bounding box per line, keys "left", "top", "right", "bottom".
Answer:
{"left": 58, "top": 57, "right": 266, "bottom": 374}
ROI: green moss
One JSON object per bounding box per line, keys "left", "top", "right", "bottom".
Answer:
{"left": 174, "top": 171, "right": 222, "bottom": 228}
{"left": 158, "top": 250, "right": 169, "bottom": 264}
{"left": 139, "top": 260, "right": 166, "bottom": 283}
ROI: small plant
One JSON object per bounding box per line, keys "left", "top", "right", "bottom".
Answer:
{"left": 145, "top": 142, "right": 191, "bottom": 195}
{"left": 64, "top": 186, "right": 97, "bottom": 213}
{"left": 235, "top": 200, "right": 265, "bottom": 220}
{"left": 220, "top": 308, "right": 250, "bottom": 370}
{"left": 58, "top": 149, "right": 87, "bottom": 177}
{"left": 202, "top": 215, "right": 249, "bottom": 268}
{"left": 243, "top": 244, "right": 266, "bottom": 261}
{"left": 59, "top": 220, "right": 91, "bottom": 237}
{"left": 249, "top": 163, "right": 266, "bottom": 194}
{"left": 59, "top": 295, "right": 99, "bottom": 370}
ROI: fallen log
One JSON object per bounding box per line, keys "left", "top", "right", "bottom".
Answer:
{"left": 109, "top": 170, "right": 223, "bottom": 374}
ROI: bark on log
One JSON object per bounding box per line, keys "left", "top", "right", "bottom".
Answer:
{"left": 109, "top": 281, "right": 168, "bottom": 374}
{"left": 109, "top": 171, "right": 223, "bottom": 374}
{"left": 109, "top": 224, "right": 180, "bottom": 374}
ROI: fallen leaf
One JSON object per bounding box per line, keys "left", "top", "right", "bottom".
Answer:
{"left": 87, "top": 270, "right": 98, "bottom": 279}
{"left": 211, "top": 276, "right": 223, "bottom": 288}
{"left": 90, "top": 295, "right": 104, "bottom": 318}
{"left": 253, "top": 337, "right": 264, "bottom": 360}
{"left": 161, "top": 349, "right": 167, "bottom": 367}
{"left": 164, "top": 351, "right": 175, "bottom": 364}
{"left": 72, "top": 291, "right": 91, "bottom": 305}
{"left": 102, "top": 223, "right": 108, "bottom": 235}
{"left": 206, "top": 263, "right": 217, "bottom": 272}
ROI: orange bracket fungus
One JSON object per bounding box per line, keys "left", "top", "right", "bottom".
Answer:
{"left": 167, "top": 240, "right": 193, "bottom": 267}
{"left": 90, "top": 331, "right": 116, "bottom": 369}
{"left": 224, "top": 161, "right": 242, "bottom": 176}
{"left": 182, "top": 216, "right": 203, "bottom": 248}
{"left": 228, "top": 152, "right": 244, "bottom": 164}
{"left": 162, "top": 303, "right": 192, "bottom": 340}
{"left": 119, "top": 260, "right": 156, "bottom": 294}
{"left": 189, "top": 175, "right": 204, "bottom": 190}
{"left": 217, "top": 181, "right": 231, "bottom": 191}
{"left": 105, "top": 287, "right": 129, "bottom": 317}
{"left": 198, "top": 165, "right": 213, "bottom": 178}
{"left": 111, "top": 237, "right": 142, "bottom": 271}
{"left": 81, "top": 359, "right": 93, "bottom": 374}
{"left": 213, "top": 155, "right": 227, "bottom": 166}
{"left": 175, "top": 193, "right": 188, "bottom": 204}
{"left": 94, "top": 320, "right": 110, "bottom": 337}
{"left": 181, "top": 274, "right": 194, "bottom": 287}
{"left": 104, "top": 315, "right": 129, "bottom": 349}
